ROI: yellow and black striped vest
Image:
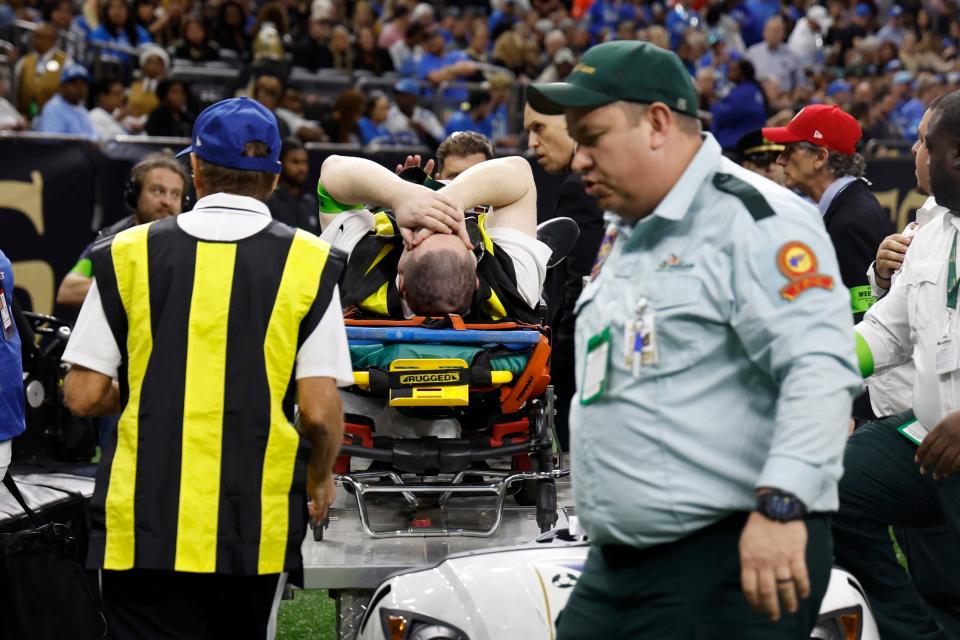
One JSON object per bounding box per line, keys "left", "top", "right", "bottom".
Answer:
{"left": 340, "top": 211, "right": 540, "bottom": 324}
{"left": 88, "top": 217, "right": 344, "bottom": 575}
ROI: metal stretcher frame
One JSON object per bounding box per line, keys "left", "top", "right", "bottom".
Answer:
{"left": 329, "top": 318, "right": 567, "bottom": 539}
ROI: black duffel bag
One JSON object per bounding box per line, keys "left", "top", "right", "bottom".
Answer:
{"left": 0, "top": 472, "right": 106, "bottom": 640}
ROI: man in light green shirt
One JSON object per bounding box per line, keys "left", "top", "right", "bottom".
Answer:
{"left": 529, "top": 41, "right": 861, "bottom": 639}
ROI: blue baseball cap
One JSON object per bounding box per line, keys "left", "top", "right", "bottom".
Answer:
{"left": 889, "top": 5, "right": 903, "bottom": 17}
{"left": 394, "top": 78, "right": 420, "bottom": 94}
{"left": 854, "top": 3, "right": 872, "bottom": 17}
{"left": 893, "top": 70, "right": 914, "bottom": 86}
{"left": 827, "top": 79, "right": 852, "bottom": 96}
{"left": 60, "top": 63, "right": 90, "bottom": 84}
{"left": 176, "top": 97, "right": 281, "bottom": 174}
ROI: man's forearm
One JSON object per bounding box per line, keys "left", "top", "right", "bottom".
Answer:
{"left": 439, "top": 156, "right": 534, "bottom": 211}
{"left": 56, "top": 273, "right": 93, "bottom": 307}
{"left": 319, "top": 155, "right": 407, "bottom": 209}
{"left": 297, "top": 378, "right": 345, "bottom": 479}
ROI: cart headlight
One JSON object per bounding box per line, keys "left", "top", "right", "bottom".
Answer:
{"left": 380, "top": 609, "right": 469, "bottom": 640}
{"left": 810, "top": 605, "right": 862, "bottom": 640}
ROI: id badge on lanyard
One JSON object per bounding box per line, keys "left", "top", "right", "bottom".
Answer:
{"left": 937, "top": 230, "right": 960, "bottom": 375}
{"left": 0, "top": 274, "right": 14, "bottom": 342}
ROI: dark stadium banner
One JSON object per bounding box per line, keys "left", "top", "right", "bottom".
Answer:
{"left": 866, "top": 157, "right": 929, "bottom": 231}
{"left": 0, "top": 137, "right": 922, "bottom": 320}
{"left": 0, "top": 137, "right": 100, "bottom": 318}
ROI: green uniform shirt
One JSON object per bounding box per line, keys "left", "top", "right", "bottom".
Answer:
{"left": 570, "top": 134, "right": 862, "bottom": 548}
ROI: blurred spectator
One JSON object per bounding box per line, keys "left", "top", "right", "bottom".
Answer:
{"left": 695, "top": 67, "right": 717, "bottom": 111}
{"left": 536, "top": 47, "right": 576, "bottom": 82}
{"left": 173, "top": 17, "right": 220, "bottom": 63}
{"left": 252, "top": 4, "right": 288, "bottom": 63}
{"left": 543, "top": 29, "right": 567, "bottom": 60}
{"left": 876, "top": 5, "right": 905, "bottom": 46}
{"left": 788, "top": 4, "right": 831, "bottom": 68}
{"left": 251, "top": 72, "right": 292, "bottom": 138}
{"left": 294, "top": 13, "right": 334, "bottom": 71}
{"left": 88, "top": 0, "right": 152, "bottom": 63}
{"left": 665, "top": 0, "right": 700, "bottom": 49}
{"left": 862, "top": 91, "right": 902, "bottom": 142}
{"left": 586, "top": 0, "right": 642, "bottom": 41}
{"left": 36, "top": 63, "right": 95, "bottom": 137}
{"left": 826, "top": 79, "right": 852, "bottom": 107}
{"left": 276, "top": 85, "right": 328, "bottom": 142}
{"left": 44, "top": 0, "right": 85, "bottom": 61}
{"left": 0, "top": 72, "right": 26, "bottom": 131}
{"left": 330, "top": 24, "right": 356, "bottom": 73}
{"left": 354, "top": 25, "right": 395, "bottom": 73}
{"left": 144, "top": 78, "right": 194, "bottom": 137}
{"left": 390, "top": 23, "right": 423, "bottom": 74}
{"left": 378, "top": 4, "right": 411, "bottom": 50}
{"left": 641, "top": 24, "right": 671, "bottom": 50}
{"left": 491, "top": 30, "right": 524, "bottom": 74}
{"left": 352, "top": 1, "right": 377, "bottom": 34}
{"left": 464, "top": 24, "right": 490, "bottom": 63}
{"left": 898, "top": 73, "right": 947, "bottom": 142}
{"left": 89, "top": 77, "right": 129, "bottom": 139}
{"left": 831, "top": 2, "right": 871, "bottom": 60}
{"left": 323, "top": 88, "right": 365, "bottom": 143}
{"left": 521, "top": 39, "right": 544, "bottom": 79}
{"left": 358, "top": 91, "right": 393, "bottom": 143}
{"left": 711, "top": 58, "right": 767, "bottom": 151}
{"left": 134, "top": 0, "right": 181, "bottom": 46}
{"left": 745, "top": 16, "right": 802, "bottom": 94}
{"left": 214, "top": 1, "right": 252, "bottom": 61}
{"left": 14, "top": 22, "right": 69, "bottom": 118}
{"left": 418, "top": 25, "right": 477, "bottom": 100}
{"left": 445, "top": 89, "right": 493, "bottom": 138}
{"left": 735, "top": 129, "right": 785, "bottom": 184}
{"left": 489, "top": 0, "right": 521, "bottom": 41}
{"left": 900, "top": 28, "right": 952, "bottom": 73}
{"left": 488, "top": 73, "right": 516, "bottom": 145}
{"left": 128, "top": 45, "right": 169, "bottom": 119}
{"left": 267, "top": 137, "right": 320, "bottom": 233}
{"left": 386, "top": 78, "right": 445, "bottom": 147}
{"left": 852, "top": 80, "right": 874, "bottom": 104}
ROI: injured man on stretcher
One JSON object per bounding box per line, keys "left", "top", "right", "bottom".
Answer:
{"left": 317, "top": 154, "right": 550, "bottom": 324}
{"left": 317, "top": 154, "right": 551, "bottom": 439}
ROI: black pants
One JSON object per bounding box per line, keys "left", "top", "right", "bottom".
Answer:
{"left": 834, "top": 410, "right": 960, "bottom": 640}
{"left": 556, "top": 513, "right": 832, "bottom": 639}
{"left": 101, "top": 569, "right": 285, "bottom": 640}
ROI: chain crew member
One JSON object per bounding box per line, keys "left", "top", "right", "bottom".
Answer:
{"left": 62, "top": 97, "right": 352, "bottom": 639}
{"left": 529, "top": 41, "right": 860, "bottom": 638}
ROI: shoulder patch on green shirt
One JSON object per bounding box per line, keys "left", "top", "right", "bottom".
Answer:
{"left": 712, "top": 173, "right": 776, "bottom": 221}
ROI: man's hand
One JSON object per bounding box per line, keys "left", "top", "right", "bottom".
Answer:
{"left": 395, "top": 154, "right": 436, "bottom": 177}
{"left": 307, "top": 473, "right": 336, "bottom": 524}
{"left": 875, "top": 233, "right": 913, "bottom": 280}
{"left": 739, "top": 512, "right": 810, "bottom": 622}
{"left": 917, "top": 411, "right": 960, "bottom": 480}
{"left": 393, "top": 182, "right": 466, "bottom": 239}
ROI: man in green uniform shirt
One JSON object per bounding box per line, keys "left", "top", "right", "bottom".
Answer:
{"left": 528, "top": 41, "right": 861, "bottom": 639}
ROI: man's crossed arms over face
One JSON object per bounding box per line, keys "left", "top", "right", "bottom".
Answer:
{"left": 317, "top": 155, "right": 550, "bottom": 322}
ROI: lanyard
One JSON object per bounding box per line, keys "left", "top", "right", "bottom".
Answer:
{"left": 949, "top": 229, "right": 960, "bottom": 311}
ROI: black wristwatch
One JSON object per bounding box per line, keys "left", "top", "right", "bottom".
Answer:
{"left": 756, "top": 490, "right": 808, "bottom": 522}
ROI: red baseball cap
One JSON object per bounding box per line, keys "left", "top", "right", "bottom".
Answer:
{"left": 762, "top": 104, "right": 862, "bottom": 156}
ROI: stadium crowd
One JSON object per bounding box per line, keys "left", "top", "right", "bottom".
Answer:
{"left": 0, "top": 0, "right": 957, "bottom": 154}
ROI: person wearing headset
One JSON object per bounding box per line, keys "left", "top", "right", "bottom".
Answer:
{"left": 56, "top": 151, "right": 190, "bottom": 308}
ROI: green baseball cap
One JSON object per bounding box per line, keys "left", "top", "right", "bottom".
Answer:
{"left": 527, "top": 41, "right": 698, "bottom": 117}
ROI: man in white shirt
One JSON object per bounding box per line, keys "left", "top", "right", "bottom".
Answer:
{"left": 840, "top": 91, "right": 960, "bottom": 640}
{"left": 787, "top": 5, "right": 831, "bottom": 69}
{"left": 317, "top": 154, "right": 551, "bottom": 323}
{"left": 385, "top": 79, "right": 446, "bottom": 148}
{"left": 745, "top": 16, "right": 803, "bottom": 94}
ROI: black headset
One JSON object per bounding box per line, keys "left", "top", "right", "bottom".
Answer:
{"left": 124, "top": 166, "right": 192, "bottom": 213}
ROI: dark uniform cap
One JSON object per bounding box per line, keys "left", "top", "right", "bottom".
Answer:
{"left": 735, "top": 129, "right": 785, "bottom": 163}
{"left": 527, "top": 41, "right": 699, "bottom": 117}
